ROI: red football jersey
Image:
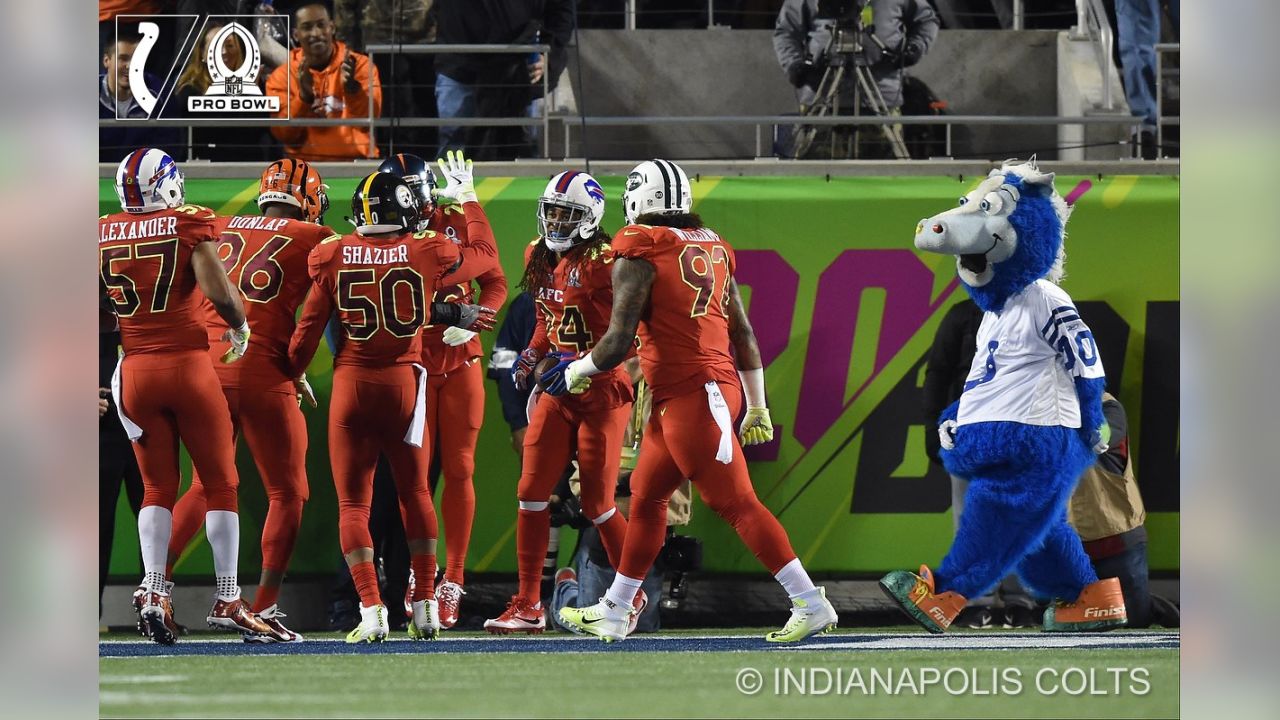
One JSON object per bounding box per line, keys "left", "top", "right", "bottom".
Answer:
{"left": 525, "top": 239, "right": 633, "bottom": 409}
{"left": 99, "top": 204, "right": 219, "bottom": 355}
{"left": 202, "top": 215, "right": 339, "bottom": 388}
{"left": 418, "top": 204, "right": 508, "bottom": 374}
{"left": 289, "top": 229, "right": 461, "bottom": 372}
{"left": 610, "top": 223, "right": 739, "bottom": 401}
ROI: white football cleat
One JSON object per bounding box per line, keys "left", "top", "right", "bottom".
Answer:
{"left": 345, "top": 603, "right": 389, "bottom": 644}
{"left": 557, "top": 597, "right": 632, "bottom": 643}
{"left": 408, "top": 599, "right": 441, "bottom": 640}
{"left": 765, "top": 586, "right": 839, "bottom": 643}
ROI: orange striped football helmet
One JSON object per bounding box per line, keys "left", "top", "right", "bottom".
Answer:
{"left": 257, "top": 158, "right": 330, "bottom": 223}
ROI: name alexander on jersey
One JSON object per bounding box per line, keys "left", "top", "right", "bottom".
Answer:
{"left": 342, "top": 244, "right": 410, "bottom": 265}
{"left": 99, "top": 216, "right": 179, "bottom": 242}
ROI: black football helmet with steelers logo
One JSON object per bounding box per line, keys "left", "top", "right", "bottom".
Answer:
{"left": 350, "top": 172, "right": 422, "bottom": 235}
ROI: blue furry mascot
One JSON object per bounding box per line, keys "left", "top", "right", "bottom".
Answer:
{"left": 880, "top": 161, "right": 1128, "bottom": 633}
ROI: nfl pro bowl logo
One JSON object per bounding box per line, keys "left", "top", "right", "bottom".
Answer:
{"left": 189, "top": 22, "right": 279, "bottom": 112}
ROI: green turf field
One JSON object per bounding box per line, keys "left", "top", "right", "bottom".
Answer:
{"left": 99, "top": 629, "right": 1179, "bottom": 718}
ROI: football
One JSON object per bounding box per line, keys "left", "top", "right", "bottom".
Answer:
{"left": 534, "top": 355, "right": 562, "bottom": 391}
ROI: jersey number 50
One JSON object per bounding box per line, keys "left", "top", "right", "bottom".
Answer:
{"left": 336, "top": 267, "right": 426, "bottom": 340}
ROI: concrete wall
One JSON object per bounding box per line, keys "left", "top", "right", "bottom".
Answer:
{"left": 568, "top": 29, "right": 1064, "bottom": 160}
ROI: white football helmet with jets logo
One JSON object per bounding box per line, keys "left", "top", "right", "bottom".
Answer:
{"left": 623, "top": 159, "right": 692, "bottom": 224}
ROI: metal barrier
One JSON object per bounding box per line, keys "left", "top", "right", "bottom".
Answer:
{"left": 102, "top": 113, "right": 1178, "bottom": 161}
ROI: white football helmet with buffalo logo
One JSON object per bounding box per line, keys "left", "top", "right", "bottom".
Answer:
{"left": 538, "top": 170, "right": 606, "bottom": 252}
{"left": 623, "top": 159, "right": 692, "bottom": 224}
{"left": 115, "top": 148, "right": 185, "bottom": 214}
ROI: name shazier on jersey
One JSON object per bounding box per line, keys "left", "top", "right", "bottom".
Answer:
{"left": 342, "top": 244, "right": 410, "bottom": 265}
{"left": 99, "top": 216, "right": 179, "bottom": 242}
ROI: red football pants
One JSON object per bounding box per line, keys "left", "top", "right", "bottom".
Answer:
{"left": 167, "top": 384, "right": 309, "bottom": 599}
{"left": 515, "top": 394, "right": 631, "bottom": 605}
{"left": 120, "top": 350, "right": 238, "bottom": 513}
{"left": 425, "top": 360, "right": 484, "bottom": 585}
{"left": 330, "top": 364, "right": 437, "bottom": 607}
{"left": 617, "top": 383, "right": 797, "bottom": 580}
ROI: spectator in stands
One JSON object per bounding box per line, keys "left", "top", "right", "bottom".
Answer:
{"left": 335, "top": 0, "right": 437, "bottom": 155}
{"left": 172, "top": 22, "right": 273, "bottom": 161}
{"left": 265, "top": 2, "right": 382, "bottom": 161}
{"left": 99, "top": 1, "right": 161, "bottom": 54}
{"left": 99, "top": 32, "right": 182, "bottom": 163}
{"left": 773, "top": 0, "right": 939, "bottom": 158}
{"left": 433, "top": 0, "right": 575, "bottom": 160}
{"left": 1115, "top": 0, "right": 1162, "bottom": 159}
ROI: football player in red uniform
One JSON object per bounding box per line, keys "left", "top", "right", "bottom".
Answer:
{"left": 483, "top": 171, "right": 640, "bottom": 634}
{"left": 378, "top": 153, "right": 507, "bottom": 628}
{"left": 100, "top": 148, "right": 270, "bottom": 645}
{"left": 288, "top": 169, "right": 493, "bottom": 643}
{"left": 555, "top": 160, "right": 839, "bottom": 642}
{"left": 162, "top": 159, "right": 337, "bottom": 643}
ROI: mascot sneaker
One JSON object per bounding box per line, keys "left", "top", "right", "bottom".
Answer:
{"left": 558, "top": 598, "right": 631, "bottom": 643}
{"left": 346, "top": 603, "right": 390, "bottom": 644}
{"left": 484, "top": 596, "right": 545, "bottom": 634}
{"left": 1043, "top": 577, "right": 1127, "bottom": 632}
{"left": 243, "top": 604, "right": 303, "bottom": 644}
{"left": 766, "top": 587, "right": 839, "bottom": 643}
{"left": 879, "top": 565, "right": 967, "bottom": 634}
{"left": 435, "top": 581, "right": 465, "bottom": 629}
{"left": 408, "top": 599, "right": 442, "bottom": 640}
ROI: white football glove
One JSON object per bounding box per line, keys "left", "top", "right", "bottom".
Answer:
{"left": 738, "top": 406, "right": 774, "bottom": 446}
{"left": 294, "top": 374, "right": 317, "bottom": 408}
{"left": 434, "top": 150, "right": 477, "bottom": 205}
{"left": 220, "top": 322, "right": 251, "bottom": 364}
{"left": 938, "top": 419, "right": 957, "bottom": 451}
{"left": 442, "top": 326, "right": 477, "bottom": 347}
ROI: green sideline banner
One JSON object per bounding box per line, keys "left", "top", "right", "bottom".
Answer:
{"left": 100, "top": 174, "right": 1180, "bottom": 576}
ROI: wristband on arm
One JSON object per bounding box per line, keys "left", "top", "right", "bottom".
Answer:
{"left": 739, "top": 368, "right": 766, "bottom": 408}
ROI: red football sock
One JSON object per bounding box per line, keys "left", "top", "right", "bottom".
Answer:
{"left": 410, "top": 554, "right": 436, "bottom": 601}
{"left": 350, "top": 561, "right": 381, "bottom": 608}
{"left": 253, "top": 498, "right": 304, "bottom": 610}
{"left": 595, "top": 511, "right": 629, "bottom": 570}
{"left": 441, "top": 477, "right": 474, "bottom": 586}
{"left": 165, "top": 482, "right": 208, "bottom": 577}
{"left": 252, "top": 583, "right": 280, "bottom": 614}
{"left": 516, "top": 507, "right": 549, "bottom": 606}
{"left": 617, "top": 495, "right": 668, "bottom": 580}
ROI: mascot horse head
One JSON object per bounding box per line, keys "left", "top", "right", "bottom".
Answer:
{"left": 914, "top": 160, "right": 1070, "bottom": 313}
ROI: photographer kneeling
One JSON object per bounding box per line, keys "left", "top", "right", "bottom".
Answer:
{"left": 773, "top": 0, "right": 939, "bottom": 158}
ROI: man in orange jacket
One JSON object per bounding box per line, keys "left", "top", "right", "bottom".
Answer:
{"left": 266, "top": 3, "right": 382, "bottom": 161}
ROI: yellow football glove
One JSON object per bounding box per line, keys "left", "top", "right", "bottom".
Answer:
{"left": 738, "top": 406, "right": 774, "bottom": 446}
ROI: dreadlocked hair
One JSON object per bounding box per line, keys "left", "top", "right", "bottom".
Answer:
{"left": 519, "top": 229, "right": 614, "bottom": 295}
{"left": 634, "top": 212, "right": 704, "bottom": 229}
